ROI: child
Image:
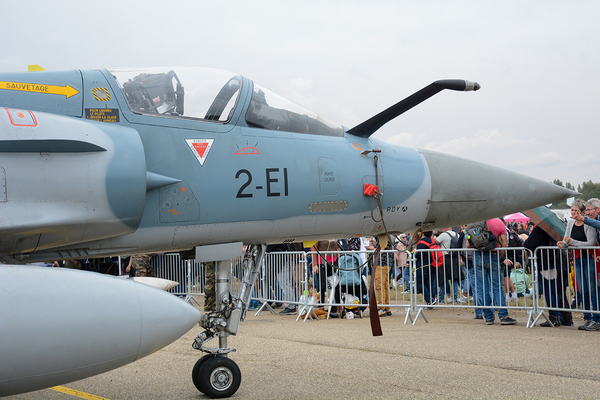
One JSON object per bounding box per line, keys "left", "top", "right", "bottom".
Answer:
{"left": 509, "top": 262, "right": 533, "bottom": 297}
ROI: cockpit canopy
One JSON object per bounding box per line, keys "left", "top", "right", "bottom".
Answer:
{"left": 110, "top": 67, "right": 240, "bottom": 122}
{"left": 245, "top": 83, "right": 343, "bottom": 136}
{"left": 110, "top": 67, "right": 343, "bottom": 136}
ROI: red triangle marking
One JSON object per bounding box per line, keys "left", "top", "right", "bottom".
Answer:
{"left": 192, "top": 142, "right": 209, "bottom": 158}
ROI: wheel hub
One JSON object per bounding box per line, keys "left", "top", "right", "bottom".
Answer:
{"left": 210, "top": 366, "right": 233, "bottom": 391}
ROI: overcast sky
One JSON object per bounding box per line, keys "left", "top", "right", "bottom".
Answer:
{"left": 2, "top": 1, "right": 598, "bottom": 187}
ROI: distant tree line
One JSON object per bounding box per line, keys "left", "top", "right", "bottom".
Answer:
{"left": 550, "top": 179, "right": 600, "bottom": 209}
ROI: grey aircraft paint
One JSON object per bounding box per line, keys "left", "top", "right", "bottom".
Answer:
{"left": 0, "top": 66, "right": 576, "bottom": 396}
{"left": 0, "top": 67, "right": 575, "bottom": 261}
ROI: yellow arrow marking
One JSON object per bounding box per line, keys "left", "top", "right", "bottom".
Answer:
{"left": 51, "top": 386, "right": 110, "bottom": 399}
{"left": 1, "top": 81, "right": 79, "bottom": 98}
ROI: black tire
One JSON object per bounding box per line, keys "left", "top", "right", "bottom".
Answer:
{"left": 197, "top": 356, "right": 241, "bottom": 398}
{"left": 192, "top": 354, "right": 214, "bottom": 393}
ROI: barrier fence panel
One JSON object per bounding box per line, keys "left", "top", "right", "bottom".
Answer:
{"left": 152, "top": 253, "right": 193, "bottom": 295}
{"left": 151, "top": 253, "right": 246, "bottom": 297}
{"left": 410, "top": 247, "right": 534, "bottom": 324}
{"left": 257, "top": 251, "right": 306, "bottom": 310}
{"left": 533, "top": 245, "right": 599, "bottom": 329}
{"left": 253, "top": 250, "right": 373, "bottom": 317}
{"left": 152, "top": 245, "right": 596, "bottom": 328}
{"left": 247, "top": 249, "right": 414, "bottom": 317}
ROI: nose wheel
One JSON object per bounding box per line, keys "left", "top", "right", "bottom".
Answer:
{"left": 192, "top": 355, "right": 241, "bottom": 398}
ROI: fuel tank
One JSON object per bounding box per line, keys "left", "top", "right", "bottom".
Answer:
{"left": 0, "top": 265, "right": 200, "bottom": 396}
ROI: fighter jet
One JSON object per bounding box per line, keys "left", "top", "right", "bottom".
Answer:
{"left": 0, "top": 66, "right": 575, "bottom": 397}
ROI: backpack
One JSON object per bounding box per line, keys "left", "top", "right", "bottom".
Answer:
{"left": 447, "top": 230, "right": 463, "bottom": 249}
{"left": 466, "top": 221, "right": 498, "bottom": 251}
{"left": 438, "top": 230, "right": 461, "bottom": 250}
{"left": 417, "top": 238, "right": 444, "bottom": 268}
{"left": 508, "top": 231, "right": 524, "bottom": 248}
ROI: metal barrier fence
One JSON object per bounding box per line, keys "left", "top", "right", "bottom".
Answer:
{"left": 532, "top": 246, "right": 599, "bottom": 328}
{"left": 411, "top": 247, "right": 533, "bottom": 325}
{"left": 151, "top": 254, "right": 204, "bottom": 297}
{"left": 150, "top": 245, "right": 600, "bottom": 328}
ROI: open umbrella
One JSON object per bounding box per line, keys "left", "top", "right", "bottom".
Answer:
{"left": 522, "top": 206, "right": 566, "bottom": 241}
{"left": 504, "top": 212, "right": 530, "bottom": 224}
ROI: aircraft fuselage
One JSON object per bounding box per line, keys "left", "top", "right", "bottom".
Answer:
{"left": 0, "top": 67, "right": 574, "bottom": 262}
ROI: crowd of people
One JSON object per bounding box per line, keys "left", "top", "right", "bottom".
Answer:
{"left": 247, "top": 198, "right": 600, "bottom": 330}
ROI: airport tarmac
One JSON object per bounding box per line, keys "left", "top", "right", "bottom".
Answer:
{"left": 6, "top": 302, "right": 600, "bottom": 400}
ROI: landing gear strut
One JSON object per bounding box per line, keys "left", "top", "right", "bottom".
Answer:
{"left": 190, "top": 243, "right": 265, "bottom": 398}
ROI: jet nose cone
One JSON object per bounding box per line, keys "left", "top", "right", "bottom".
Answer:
{"left": 419, "top": 149, "right": 577, "bottom": 228}
{"left": 134, "top": 283, "right": 200, "bottom": 359}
